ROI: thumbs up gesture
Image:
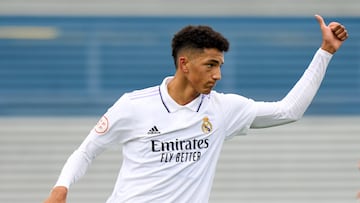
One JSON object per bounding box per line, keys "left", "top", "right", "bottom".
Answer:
{"left": 315, "top": 14, "right": 348, "bottom": 54}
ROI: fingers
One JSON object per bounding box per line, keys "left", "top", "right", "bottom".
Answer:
{"left": 329, "top": 22, "right": 349, "bottom": 41}
{"left": 315, "top": 14, "right": 326, "bottom": 28}
{"left": 315, "top": 14, "right": 349, "bottom": 42}
{"left": 315, "top": 14, "right": 348, "bottom": 53}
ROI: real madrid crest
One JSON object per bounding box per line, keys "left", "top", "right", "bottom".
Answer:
{"left": 201, "top": 117, "right": 212, "bottom": 134}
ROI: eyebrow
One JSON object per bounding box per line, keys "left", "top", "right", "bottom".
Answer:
{"left": 207, "top": 59, "right": 224, "bottom": 65}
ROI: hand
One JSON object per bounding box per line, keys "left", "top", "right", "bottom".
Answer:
{"left": 315, "top": 14, "right": 348, "bottom": 54}
{"left": 43, "top": 186, "right": 68, "bottom": 203}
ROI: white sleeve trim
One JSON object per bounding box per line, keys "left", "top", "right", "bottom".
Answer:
{"left": 251, "top": 48, "right": 333, "bottom": 128}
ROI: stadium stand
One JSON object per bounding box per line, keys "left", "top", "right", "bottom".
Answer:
{"left": 0, "top": 16, "right": 359, "bottom": 116}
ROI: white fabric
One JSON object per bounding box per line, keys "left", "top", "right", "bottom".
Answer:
{"left": 251, "top": 48, "right": 332, "bottom": 128}
{"left": 54, "top": 48, "right": 332, "bottom": 203}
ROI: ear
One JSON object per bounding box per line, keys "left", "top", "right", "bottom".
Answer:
{"left": 179, "top": 56, "right": 189, "bottom": 73}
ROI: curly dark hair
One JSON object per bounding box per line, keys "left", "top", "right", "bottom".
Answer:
{"left": 171, "top": 25, "right": 230, "bottom": 67}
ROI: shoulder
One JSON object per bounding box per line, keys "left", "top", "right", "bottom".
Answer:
{"left": 103, "top": 86, "right": 160, "bottom": 125}
{"left": 127, "top": 86, "right": 160, "bottom": 100}
{"left": 206, "top": 91, "right": 256, "bottom": 116}
{"left": 209, "top": 90, "right": 254, "bottom": 105}
{"left": 109, "top": 86, "right": 159, "bottom": 110}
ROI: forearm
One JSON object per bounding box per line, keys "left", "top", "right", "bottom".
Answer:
{"left": 251, "top": 48, "right": 332, "bottom": 128}
{"left": 54, "top": 150, "right": 92, "bottom": 188}
{"left": 44, "top": 141, "right": 103, "bottom": 202}
{"left": 54, "top": 139, "right": 105, "bottom": 188}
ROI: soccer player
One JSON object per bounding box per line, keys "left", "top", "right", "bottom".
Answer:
{"left": 44, "top": 15, "right": 348, "bottom": 203}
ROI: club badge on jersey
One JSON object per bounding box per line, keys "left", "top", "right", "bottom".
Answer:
{"left": 201, "top": 117, "right": 212, "bottom": 134}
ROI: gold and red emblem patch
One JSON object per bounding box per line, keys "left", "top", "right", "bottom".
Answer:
{"left": 94, "top": 116, "right": 109, "bottom": 134}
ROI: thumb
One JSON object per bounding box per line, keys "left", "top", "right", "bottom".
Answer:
{"left": 315, "top": 14, "right": 327, "bottom": 28}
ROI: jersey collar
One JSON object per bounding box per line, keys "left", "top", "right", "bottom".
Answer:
{"left": 159, "top": 77, "right": 205, "bottom": 113}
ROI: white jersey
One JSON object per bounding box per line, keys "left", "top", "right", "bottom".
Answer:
{"left": 55, "top": 48, "right": 332, "bottom": 203}
{"left": 96, "top": 77, "right": 256, "bottom": 202}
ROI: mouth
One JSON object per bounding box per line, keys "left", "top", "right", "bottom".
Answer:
{"left": 207, "top": 82, "right": 216, "bottom": 88}
{"left": 203, "top": 83, "right": 216, "bottom": 93}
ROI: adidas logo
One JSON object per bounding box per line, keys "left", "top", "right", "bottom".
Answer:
{"left": 147, "top": 126, "right": 161, "bottom": 135}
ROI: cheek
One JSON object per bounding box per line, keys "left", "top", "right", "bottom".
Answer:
{"left": 186, "top": 64, "right": 210, "bottom": 85}
{"left": 188, "top": 69, "right": 207, "bottom": 84}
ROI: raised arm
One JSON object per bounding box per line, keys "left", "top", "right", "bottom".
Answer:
{"left": 251, "top": 15, "right": 348, "bottom": 128}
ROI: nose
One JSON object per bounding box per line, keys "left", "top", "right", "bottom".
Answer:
{"left": 212, "top": 67, "right": 221, "bottom": 81}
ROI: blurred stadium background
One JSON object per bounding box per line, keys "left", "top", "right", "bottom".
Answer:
{"left": 0, "top": 0, "right": 359, "bottom": 202}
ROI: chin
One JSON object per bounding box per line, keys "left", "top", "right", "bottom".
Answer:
{"left": 202, "top": 89, "right": 212, "bottom": 95}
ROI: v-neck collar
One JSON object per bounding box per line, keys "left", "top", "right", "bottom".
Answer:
{"left": 159, "top": 77, "right": 205, "bottom": 113}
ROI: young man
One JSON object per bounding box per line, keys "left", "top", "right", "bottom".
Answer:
{"left": 44, "top": 15, "right": 348, "bottom": 203}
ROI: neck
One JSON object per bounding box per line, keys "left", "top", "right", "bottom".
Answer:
{"left": 167, "top": 76, "right": 200, "bottom": 105}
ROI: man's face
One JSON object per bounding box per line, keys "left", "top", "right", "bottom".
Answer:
{"left": 183, "top": 48, "right": 224, "bottom": 94}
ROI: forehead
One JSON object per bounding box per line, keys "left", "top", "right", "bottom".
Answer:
{"left": 197, "top": 48, "right": 224, "bottom": 63}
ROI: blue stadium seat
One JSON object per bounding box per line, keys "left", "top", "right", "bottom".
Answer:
{"left": 0, "top": 17, "right": 358, "bottom": 115}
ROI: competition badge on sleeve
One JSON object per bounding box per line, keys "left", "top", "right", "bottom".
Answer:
{"left": 94, "top": 116, "right": 109, "bottom": 134}
{"left": 201, "top": 117, "right": 212, "bottom": 134}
